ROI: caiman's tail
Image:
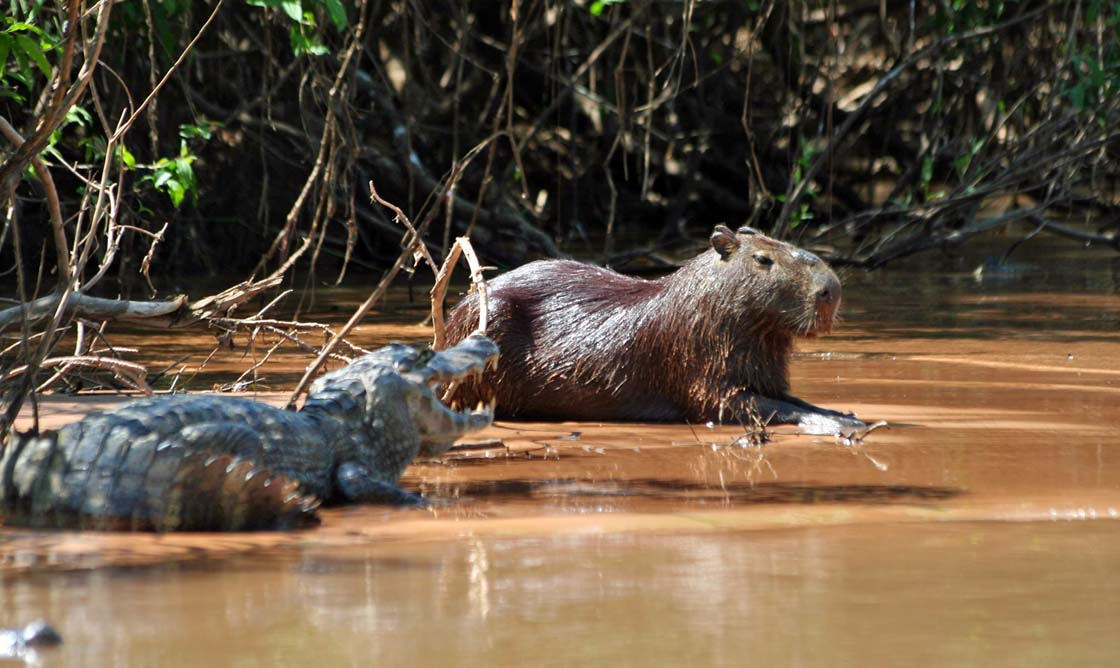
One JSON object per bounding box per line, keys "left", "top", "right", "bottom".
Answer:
{"left": 1, "top": 431, "right": 320, "bottom": 532}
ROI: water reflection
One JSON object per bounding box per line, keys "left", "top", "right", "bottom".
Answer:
{"left": 4, "top": 523, "right": 1118, "bottom": 667}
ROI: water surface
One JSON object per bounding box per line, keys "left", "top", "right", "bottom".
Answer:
{"left": 2, "top": 237, "right": 1119, "bottom": 667}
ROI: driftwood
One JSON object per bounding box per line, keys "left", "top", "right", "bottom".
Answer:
{"left": 0, "top": 276, "right": 282, "bottom": 332}
{"left": 430, "top": 236, "right": 490, "bottom": 350}
{"left": 2, "top": 356, "right": 152, "bottom": 396}
{"left": 0, "top": 293, "right": 185, "bottom": 330}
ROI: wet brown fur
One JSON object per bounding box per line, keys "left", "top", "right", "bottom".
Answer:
{"left": 444, "top": 226, "right": 842, "bottom": 423}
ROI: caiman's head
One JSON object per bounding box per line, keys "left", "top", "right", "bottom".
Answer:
{"left": 309, "top": 333, "right": 499, "bottom": 458}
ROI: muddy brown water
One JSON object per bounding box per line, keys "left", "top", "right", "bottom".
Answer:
{"left": 3, "top": 239, "right": 1120, "bottom": 666}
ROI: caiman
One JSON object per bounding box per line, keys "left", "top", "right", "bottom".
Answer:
{"left": 0, "top": 334, "right": 498, "bottom": 531}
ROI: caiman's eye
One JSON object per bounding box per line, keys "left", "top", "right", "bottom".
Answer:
{"left": 753, "top": 253, "right": 774, "bottom": 268}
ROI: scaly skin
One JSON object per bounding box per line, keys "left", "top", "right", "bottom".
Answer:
{"left": 0, "top": 334, "right": 498, "bottom": 531}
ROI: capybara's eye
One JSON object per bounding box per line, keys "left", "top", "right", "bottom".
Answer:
{"left": 752, "top": 253, "right": 774, "bottom": 267}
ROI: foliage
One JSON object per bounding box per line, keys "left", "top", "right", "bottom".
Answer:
{"left": 0, "top": 0, "right": 1117, "bottom": 286}
{"left": 246, "top": 0, "right": 348, "bottom": 56}
{"left": 0, "top": 10, "right": 57, "bottom": 103}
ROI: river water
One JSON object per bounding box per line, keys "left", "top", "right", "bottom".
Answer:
{"left": 2, "top": 237, "right": 1119, "bottom": 667}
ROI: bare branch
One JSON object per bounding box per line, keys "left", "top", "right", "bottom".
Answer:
{"left": 0, "top": 292, "right": 187, "bottom": 330}
{"left": 0, "top": 115, "right": 71, "bottom": 285}
{"left": 284, "top": 178, "right": 436, "bottom": 409}
{"left": 430, "top": 236, "right": 489, "bottom": 350}
{"left": 3, "top": 355, "right": 152, "bottom": 396}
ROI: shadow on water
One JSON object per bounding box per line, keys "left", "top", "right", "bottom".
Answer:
{"left": 422, "top": 477, "right": 961, "bottom": 506}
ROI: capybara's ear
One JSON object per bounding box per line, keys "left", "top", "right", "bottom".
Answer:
{"left": 710, "top": 224, "right": 740, "bottom": 260}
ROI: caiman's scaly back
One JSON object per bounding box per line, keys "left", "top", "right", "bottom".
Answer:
{"left": 0, "top": 334, "right": 498, "bottom": 531}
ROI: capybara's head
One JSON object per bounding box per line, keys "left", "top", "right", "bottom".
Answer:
{"left": 708, "top": 224, "right": 841, "bottom": 336}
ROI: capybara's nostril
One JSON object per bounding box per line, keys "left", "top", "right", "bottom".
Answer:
{"left": 817, "top": 288, "right": 832, "bottom": 303}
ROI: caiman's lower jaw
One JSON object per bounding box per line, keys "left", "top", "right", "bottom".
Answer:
{"left": 412, "top": 333, "right": 501, "bottom": 454}
{"left": 416, "top": 395, "right": 495, "bottom": 456}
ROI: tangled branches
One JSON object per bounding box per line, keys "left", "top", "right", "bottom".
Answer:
{"left": 2, "top": 0, "right": 1119, "bottom": 432}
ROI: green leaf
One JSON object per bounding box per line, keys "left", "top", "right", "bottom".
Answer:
{"left": 0, "top": 35, "right": 10, "bottom": 78}
{"left": 179, "top": 122, "right": 218, "bottom": 140}
{"left": 173, "top": 156, "right": 195, "bottom": 182}
{"left": 0, "top": 88, "right": 25, "bottom": 103}
{"left": 322, "top": 0, "right": 347, "bottom": 31}
{"left": 165, "top": 178, "right": 186, "bottom": 208}
{"left": 15, "top": 33, "right": 50, "bottom": 78}
{"left": 953, "top": 151, "right": 973, "bottom": 178}
{"left": 1069, "top": 82, "right": 1086, "bottom": 109}
{"left": 4, "top": 22, "right": 45, "bottom": 36}
{"left": 80, "top": 135, "right": 107, "bottom": 162}
{"left": 589, "top": 0, "right": 624, "bottom": 16}
{"left": 154, "top": 170, "right": 173, "bottom": 189}
{"left": 280, "top": 0, "right": 302, "bottom": 22}
{"left": 65, "top": 104, "right": 91, "bottom": 127}
{"left": 289, "top": 24, "right": 328, "bottom": 56}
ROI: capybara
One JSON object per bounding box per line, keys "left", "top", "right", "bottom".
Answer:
{"left": 444, "top": 224, "right": 865, "bottom": 434}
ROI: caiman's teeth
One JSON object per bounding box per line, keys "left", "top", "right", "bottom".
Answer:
{"left": 476, "top": 400, "right": 485, "bottom": 411}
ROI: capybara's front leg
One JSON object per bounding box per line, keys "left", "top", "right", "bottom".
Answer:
{"left": 721, "top": 392, "right": 867, "bottom": 436}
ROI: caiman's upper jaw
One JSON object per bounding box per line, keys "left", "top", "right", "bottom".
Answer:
{"left": 407, "top": 333, "right": 500, "bottom": 454}
{"left": 422, "top": 333, "right": 500, "bottom": 384}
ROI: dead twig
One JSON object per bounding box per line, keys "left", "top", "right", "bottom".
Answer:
{"left": 3, "top": 355, "right": 152, "bottom": 396}
{"left": 0, "top": 292, "right": 187, "bottom": 331}
{"left": 284, "top": 178, "right": 436, "bottom": 409}
{"left": 430, "top": 236, "right": 490, "bottom": 350}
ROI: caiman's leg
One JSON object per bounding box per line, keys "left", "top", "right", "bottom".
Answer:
{"left": 723, "top": 393, "right": 867, "bottom": 436}
{"left": 335, "top": 463, "right": 428, "bottom": 506}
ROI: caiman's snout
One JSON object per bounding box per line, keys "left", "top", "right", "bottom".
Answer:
{"left": 413, "top": 334, "right": 500, "bottom": 455}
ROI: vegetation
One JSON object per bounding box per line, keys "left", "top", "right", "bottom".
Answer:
{"left": 1, "top": 0, "right": 1118, "bottom": 429}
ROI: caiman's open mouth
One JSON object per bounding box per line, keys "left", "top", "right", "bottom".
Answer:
{"left": 408, "top": 334, "right": 500, "bottom": 450}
